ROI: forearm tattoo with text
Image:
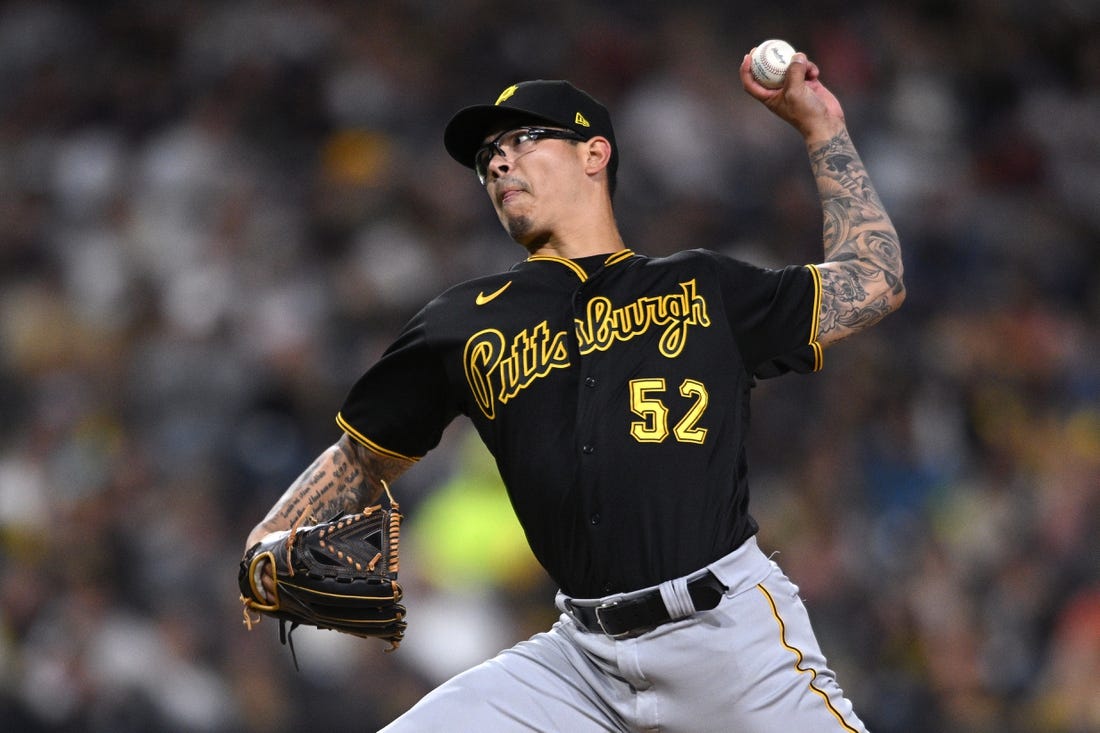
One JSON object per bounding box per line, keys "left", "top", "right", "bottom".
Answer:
{"left": 262, "top": 437, "right": 412, "bottom": 533}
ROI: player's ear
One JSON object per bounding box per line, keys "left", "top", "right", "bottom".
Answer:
{"left": 582, "top": 136, "right": 612, "bottom": 177}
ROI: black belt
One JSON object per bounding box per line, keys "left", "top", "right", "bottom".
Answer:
{"left": 564, "top": 572, "right": 727, "bottom": 638}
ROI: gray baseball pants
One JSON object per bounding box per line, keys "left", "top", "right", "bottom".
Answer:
{"left": 380, "top": 536, "right": 868, "bottom": 732}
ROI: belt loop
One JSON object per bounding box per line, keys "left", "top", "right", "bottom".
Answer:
{"left": 658, "top": 576, "right": 695, "bottom": 620}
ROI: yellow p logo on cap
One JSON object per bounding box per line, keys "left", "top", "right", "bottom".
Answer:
{"left": 495, "top": 85, "right": 518, "bottom": 105}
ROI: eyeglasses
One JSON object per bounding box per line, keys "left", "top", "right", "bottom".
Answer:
{"left": 474, "top": 127, "right": 586, "bottom": 185}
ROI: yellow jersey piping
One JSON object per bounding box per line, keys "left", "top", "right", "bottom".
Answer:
{"left": 526, "top": 249, "right": 635, "bottom": 281}
{"left": 336, "top": 413, "right": 421, "bottom": 463}
{"left": 603, "top": 249, "right": 635, "bottom": 266}
{"left": 805, "top": 264, "right": 824, "bottom": 372}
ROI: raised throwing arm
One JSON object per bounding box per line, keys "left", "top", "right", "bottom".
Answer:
{"left": 740, "top": 48, "right": 905, "bottom": 347}
{"left": 809, "top": 130, "right": 905, "bottom": 345}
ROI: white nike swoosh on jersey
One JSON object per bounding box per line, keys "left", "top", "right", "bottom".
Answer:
{"left": 476, "top": 281, "right": 512, "bottom": 305}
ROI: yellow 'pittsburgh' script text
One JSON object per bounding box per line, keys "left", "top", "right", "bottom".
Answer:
{"left": 575, "top": 280, "right": 708, "bottom": 358}
{"left": 464, "top": 281, "right": 710, "bottom": 419}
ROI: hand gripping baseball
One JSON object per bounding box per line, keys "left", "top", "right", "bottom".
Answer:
{"left": 239, "top": 482, "right": 407, "bottom": 663}
{"left": 740, "top": 49, "right": 845, "bottom": 143}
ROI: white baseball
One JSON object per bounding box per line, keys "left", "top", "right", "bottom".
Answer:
{"left": 750, "top": 39, "right": 797, "bottom": 89}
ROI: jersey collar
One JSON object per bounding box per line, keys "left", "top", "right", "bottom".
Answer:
{"left": 525, "top": 249, "right": 635, "bottom": 281}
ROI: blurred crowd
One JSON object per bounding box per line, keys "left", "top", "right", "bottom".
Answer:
{"left": 0, "top": 1, "right": 1097, "bottom": 731}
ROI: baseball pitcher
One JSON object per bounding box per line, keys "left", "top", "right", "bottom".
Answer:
{"left": 240, "top": 46, "right": 905, "bottom": 732}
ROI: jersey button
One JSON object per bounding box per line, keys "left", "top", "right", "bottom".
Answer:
{"left": 582, "top": 444, "right": 595, "bottom": 455}
{"left": 585, "top": 376, "right": 597, "bottom": 387}
{"left": 590, "top": 513, "right": 601, "bottom": 525}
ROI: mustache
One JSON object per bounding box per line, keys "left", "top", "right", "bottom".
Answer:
{"left": 494, "top": 176, "right": 529, "bottom": 194}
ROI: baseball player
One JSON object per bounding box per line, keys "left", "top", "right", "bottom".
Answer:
{"left": 244, "top": 49, "right": 905, "bottom": 731}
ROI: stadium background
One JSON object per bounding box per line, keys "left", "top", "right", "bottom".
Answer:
{"left": 0, "top": 1, "right": 1097, "bottom": 731}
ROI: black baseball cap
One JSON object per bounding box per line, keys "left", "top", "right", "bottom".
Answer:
{"left": 444, "top": 80, "right": 618, "bottom": 180}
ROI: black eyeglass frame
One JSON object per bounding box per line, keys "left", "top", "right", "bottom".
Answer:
{"left": 474, "top": 127, "right": 587, "bottom": 185}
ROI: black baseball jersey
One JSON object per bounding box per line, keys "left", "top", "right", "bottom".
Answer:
{"left": 338, "top": 249, "right": 822, "bottom": 598}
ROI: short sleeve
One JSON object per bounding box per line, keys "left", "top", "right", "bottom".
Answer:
{"left": 337, "top": 310, "right": 460, "bottom": 460}
{"left": 714, "top": 255, "right": 823, "bottom": 376}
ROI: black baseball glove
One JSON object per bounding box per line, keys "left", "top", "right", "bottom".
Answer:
{"left": 239, "top": 485, "right": 406, "bottom": 658}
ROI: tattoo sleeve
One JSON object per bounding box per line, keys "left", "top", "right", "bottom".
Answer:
{"left": 810, "top": 130, "right": 905, "bottom": 345}
{"left": 247, "top": 433, "right": 414, "bottom": 546}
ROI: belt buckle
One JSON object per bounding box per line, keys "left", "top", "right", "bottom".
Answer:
{"left": 593, "top": 600, "right": 631, "bottom": 639}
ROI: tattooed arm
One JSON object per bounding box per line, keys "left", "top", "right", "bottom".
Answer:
{"left": 740, "top": 49, "right": 905, "bottom": 346}
{"left": 810, "top": 131, "right": 905, "bottom": 346}
{"left": 244, "top": 433, "right": 415, "bottom": 550}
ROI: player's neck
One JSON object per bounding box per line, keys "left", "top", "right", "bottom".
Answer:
{"left": 525, "top": 203, "right": 625, "bottom": 260}
{"left": 528, "top": 236, "right": 626, "bottom": 261}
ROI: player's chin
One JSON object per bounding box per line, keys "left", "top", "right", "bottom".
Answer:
{"left": 503, "top": 214, "right": 535, "bottom": 243}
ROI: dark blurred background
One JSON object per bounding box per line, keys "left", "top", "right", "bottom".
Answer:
{"left": 0, "top": 1, "right": 1097, "bottom": 731}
